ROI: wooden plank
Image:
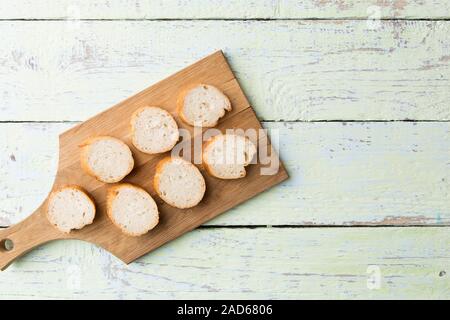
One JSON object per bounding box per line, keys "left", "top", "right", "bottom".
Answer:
{"left": 0, "top": 227, "right": 448, "bottom": 299}
{"left": 0, "top": 21, "right": 449, "bottom": 122}
{"left": 1, "top": 1, "right": 449, "bottom": 19}
{"left": 1, "top": 121, "right": 448, "bottom": 226}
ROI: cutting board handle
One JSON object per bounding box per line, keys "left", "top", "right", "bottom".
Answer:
{"left": 0, "top": 204, "right": 60, "bottom": 271}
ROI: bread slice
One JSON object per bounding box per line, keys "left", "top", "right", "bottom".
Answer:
{"left": 46, "top": 185, "right": 96, "bottom": 233}
{"left": 80, "top": 136, "right": 134, "bottom": 183}
{"left": 203, "top": 133, "right": 257, "bottom": 179}
{"left": 106, "top": 183, "right": 159, "bottom": 236}
{"left": 177, "top": 84, "right": 231, "bottom": 127}
{"left": 154, "top": 157, "right": 206, "bottom": 209}
{"left": 131, "top": 106, "right": 179, "bottom": 154}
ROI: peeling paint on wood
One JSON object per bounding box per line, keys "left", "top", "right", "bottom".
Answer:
{"left": 0, "top": 122, "right": 448, "bottom": 226}
{"left": 0, "top": 2, "right": 449, "bottom": 299}
{"left": 0, "top": 21, "right": 449, "bottom": 121}
{"left": 0, "top": 0, "right": 449, "bottom": 19}
{"left": 0, "top": 227, "right": 448, "bottom": 299}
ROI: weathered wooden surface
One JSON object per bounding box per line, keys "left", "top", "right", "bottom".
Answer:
{"left": 1, "top": 1, "right": 449, "bottom": 299}
{"left": 1, "top": 0, "right": 450, "bottom": 19}
{"left": 0, "top": 227, "right": 448, "bottom": 299}
{"left": 1, "top": 121, "right": 448, "bottom": 227}
{"left": 1, "top": 21, "right": 450, "bottom": 121}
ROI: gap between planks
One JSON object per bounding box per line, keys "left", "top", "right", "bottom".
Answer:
{"left": 2, "top": 18, "right": 450, "bottom": 22}
{"left": 1, "top": 120, "right": 449, "bottom": 124}
{"left": 1, "top": 225, "right": 448, "bottom": 229}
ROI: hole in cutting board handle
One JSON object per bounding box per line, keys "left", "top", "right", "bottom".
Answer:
{"left": 0, "top": 239, "right": 14, "bottom": 252}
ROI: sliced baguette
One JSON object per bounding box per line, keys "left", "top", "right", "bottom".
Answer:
{"left": 203, "top": 133, "right": 257, "bottom": 179}
{"left": 177, "top": 84, "right": 231, "bottom": 127}
{"left": 106, "top": 183, "right": 159, "bottom": 236}
{"left": 154, "top": 157, "right": 206, "bottom": 209}
{"left": 131, "top": 106, "right": 179, "bottom": 154}
{"left": 46, "top": 185, "right": 96, "bottom": 233}
{"left": 80, "top": 136, "right": 134, "bottom": 183}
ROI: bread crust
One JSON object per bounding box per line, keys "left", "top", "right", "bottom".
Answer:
{"left": 201, "top": 135, "right": 224, "bottom": 178}
{"left": 153, "top": 156, "right": 176, "bottom": 206}
{"left": 202, "top": 134, "right": 255, "bottom": 179}
{"left": 130, "top": 106, "right": 179, "bottom": 154}
{"left": 106, "top": 183, "right": 159, "bottom": 236}
{"left": 79, "top": 135, "right": 134, "bottom": 183}
{"left": 153, "top": 157, "right": 206, "bottom": 209}
{"left": 176, "top": 84, "right": 231, "bottom": 127}
{"left": 46, "top": 185, "right": 96, "bottom": 233}
{"left": 176, "top": 84, "right": 199, "bottom": 127}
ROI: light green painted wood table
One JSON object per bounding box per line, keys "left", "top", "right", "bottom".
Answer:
{"left": 0, "top": 1, "right": 448, "bottom": 299}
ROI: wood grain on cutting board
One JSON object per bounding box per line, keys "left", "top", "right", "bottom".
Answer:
{"left": 0, "top": 51, "right": 287, "bottom": 270}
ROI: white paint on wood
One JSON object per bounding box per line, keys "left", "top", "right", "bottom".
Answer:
{"left": 1, "top": 1, "right": 449, "bottom": 19}
{"left": 0, "top": 3, "right": 448, "bottom": 299}
{"left": 1, "top": 122, "right": 448, "bottom": 226}
{"left": 0, "top": 227, "right": 448, "bottom": 299}
{"left": 0, "top": 21, "right": 449, "bottom": 121}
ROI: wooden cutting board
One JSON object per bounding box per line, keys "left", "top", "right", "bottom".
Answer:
{"left": 0, "top": 51, "right": 288, "bottom": 271}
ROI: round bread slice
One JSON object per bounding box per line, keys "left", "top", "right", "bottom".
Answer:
{"left": 177, "top": 84, "right": 232, "bottom": 127}
{"left": 130, "top": 106, "right": 179, "bottom": 154}
{"left": 80, "top": 136, "right": 134, "bottom": 183}
{"left": 154, "top": 157, "right": 206, "bottom": 209}
{"left": 46, "top": 186, "right": 96, "bottom": 233}
{"left": 203, "top": 133, "right": 257, "bottom": 179}
{"left": 106, "top": 183, "right": 159, "bottom": 236}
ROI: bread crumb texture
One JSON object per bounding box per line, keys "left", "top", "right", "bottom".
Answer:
{"left": 178, "top": 84, "right": 231, "bottom": 127}
{"left": 81, "top": 136, "right": 134, "bottom": 183}
{"left": 46, "top": 186, "right": 96, "bottom": 233}
{"left": 131, "top": 106, "right": 179, "bottom": 154}
{"left": 107, "top": 184, "right": 159, "bottom": 236}
{"left": 154, "top": 157, "right": 206, "bottom": 209}
{"left": 203, "top": 133, "right": 257, "bottom": 179}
